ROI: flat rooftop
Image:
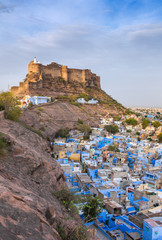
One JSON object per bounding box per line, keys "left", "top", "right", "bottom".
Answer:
{"left": 145, "top": 217, "right": 162, "bottom": 227}
{"left": 104, "top": 199, "right": 122, "bottom": 208}
{"left": 76, "top": 173, "right": 93, "bottom": 184}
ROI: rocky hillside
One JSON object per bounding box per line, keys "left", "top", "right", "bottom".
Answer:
{"left": 0, "top": 116, "right": 97, "bottom": 240}
{"left": 20, "top": 97, "right": 124, "bottom": 139}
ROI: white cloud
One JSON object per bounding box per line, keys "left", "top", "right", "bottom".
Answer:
{"left": 0, "top": 0, "right": 162, "bottom": 107}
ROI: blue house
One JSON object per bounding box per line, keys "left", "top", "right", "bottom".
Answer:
{"left": 143, "top": 217, "right": 162, "bottom": 240}
{"left": 30, "top": 96, "right": 51, "bottom": 105}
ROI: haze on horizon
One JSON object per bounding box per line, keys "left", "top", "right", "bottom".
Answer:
{"left": 0, "top": 0, "right": 162, "bottom": 108}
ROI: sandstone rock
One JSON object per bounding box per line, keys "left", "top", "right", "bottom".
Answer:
{"left": 0, "top": 118, "right": 98, "bottom": 239}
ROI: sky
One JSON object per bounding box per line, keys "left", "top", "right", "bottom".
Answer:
{"left": 0, "top": 0, "right": 162, "bottom": 107}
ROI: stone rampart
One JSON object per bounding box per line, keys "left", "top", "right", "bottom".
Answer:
{"left": 11, "top": 59, "right": 101, "bottom": 97}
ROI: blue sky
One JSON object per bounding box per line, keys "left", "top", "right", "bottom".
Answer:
{"left": 0, "top": 0, "right": 162, "bottom": 107}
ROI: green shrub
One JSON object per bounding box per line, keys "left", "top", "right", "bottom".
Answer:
{"left": 80, "top": 106, "right": 85, "bottom": 110}
{"left": 53, "top": 189, "right": 78, "bottom": 216}
{"left": 71, "top": 102, "right": 81, "bottom": 108}
{"left": 57, "top": 95, "right": 68, "bottom": 100}
{"left": 37, "top": 107, "right": 44, "bottom": 111}
{"left": 78, "top": 93, "right": 89, "bottom": 102}
{"left": 69, "top": 95, "right": 77, "bottom": 102}
{"left": 0, "top": 133, "right": 7, "bottom": 156}
{"left": 0, "top": 92, "right": 22, "bottom": 121}
{"left": 53, "top": 189, "right": 75, "bottom": 210}
{"left": 56, "top": 221, "right": 87, "bottom": 240}
{"left": 6, "top": 106, "right": 22, "bottom": 121}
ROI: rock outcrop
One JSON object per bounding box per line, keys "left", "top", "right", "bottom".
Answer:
{"left": 20, "top": 100, "right": 124, "bottom": 139}
{"left": 0, "top": 118, "right": 98, "bottom": 240}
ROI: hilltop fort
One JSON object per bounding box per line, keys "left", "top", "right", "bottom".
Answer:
{"left": 11, "top": 58, "right": 101, "bottom": 97}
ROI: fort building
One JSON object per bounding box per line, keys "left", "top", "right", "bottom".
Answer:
{"left": 11, "top": 58, "right": 101, "bottom": 97}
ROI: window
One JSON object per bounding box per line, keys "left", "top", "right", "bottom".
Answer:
{"left": 155, "top": 231, "right": 158, "bottom": 235}
{"left": 146, "top": 227, "right": 149, "bottom": 232}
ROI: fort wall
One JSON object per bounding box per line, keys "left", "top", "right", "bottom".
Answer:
{"left": 61, "top": 66, "right": 68, "bottom": 81}
{"left": 28, "top": 60, "right": 100, "bottom": 86}
{"left": 42, "top": 63, "right": 62, "bottom": 79}
{"left": 28, "top": 61, "right": 40, "bottom": 74}
{"left": 68, "top": 69, "right": 83, "bottom": 83}
{"left": 11, "top": 59, "right": 101, "bottom": 97}
{"left": 82, "top": 70, "right": 86, "bottom": 83}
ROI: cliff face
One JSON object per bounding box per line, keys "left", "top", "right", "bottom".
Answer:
{"left": 11, "top": 59, "right": 101, "bottom": 98}
{"left": 0, "top": 117, "right": 97, "bottom": 240}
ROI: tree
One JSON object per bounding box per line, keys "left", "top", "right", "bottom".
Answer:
{"left": 157, "top": 133, "right": 162, "bottom": 143}
{"left": 104, "top": 124, "right": 119, "bottom": 134}
{"left": 82, "top": 195, "right": 104, "bottom": 223}
{"left": 77, "top": 124, "right": 92, "bottom": 139}
{"left": 125, "top": 118, "right": 137, "bottom": 126}
{"left": 0, "top": 92, "right": 21, "bottom": 121}
{"left": 152, "top": 121, "right": 161, "bottom": 128}
{"left": 107, "top": 144, "right": 120, "bottom": 152}
{"left": 142, "top": 118, "right": 150, "bottom": 129}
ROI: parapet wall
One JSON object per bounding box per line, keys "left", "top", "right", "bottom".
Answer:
{"left": 68, "top": 69, "right": 85, "bottom": 83}
{"left": 28, "top": 60, "right": 100, "bottom": 87}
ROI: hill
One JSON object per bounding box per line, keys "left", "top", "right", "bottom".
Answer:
{"left": 0, "top": 115, "right": 97, "bottom": 240}
{"left": 10, "top": 58, "right": 124, "bottom": 114}
{"left": 19, "top": 98, "right": 124, "bottom": 139}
